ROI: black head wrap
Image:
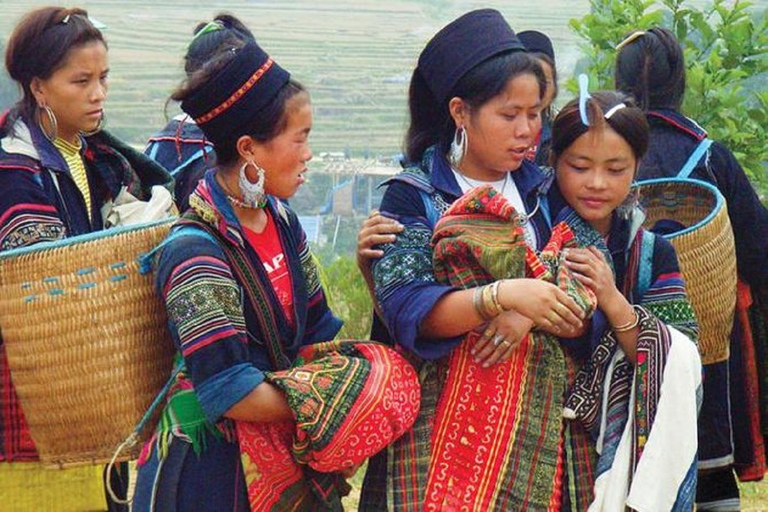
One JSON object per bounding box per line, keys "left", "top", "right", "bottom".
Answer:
{"left": 181, "top": 41, "right": 290, "bottom": 147}
{"left": 518, "top": 30, "right": 556, "bottom": 63}
{"left": 417, "top": 9, "right": 525, "bottom": 104}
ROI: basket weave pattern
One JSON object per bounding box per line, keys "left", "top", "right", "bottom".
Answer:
{"left": 639, "top": 180, "right": 737, "bottom": 365}
{"left": 0, "top": 220, "right": 175, "bottom": 467}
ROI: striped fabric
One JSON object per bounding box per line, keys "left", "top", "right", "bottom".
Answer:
{"left": 424, "top": 186, "right": 598, "bottom": 511}
{"left": 563, "top": 227, "right": 702, "bottom": 511}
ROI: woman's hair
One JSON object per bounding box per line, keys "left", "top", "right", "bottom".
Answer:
{"left": 5, "top": 6, "right": 106, "bottom": 124}
{"left": 404, "top": 51, "right": 544, "bottom": 163}
{"left": 183, "top": 13, "right": 255, "bottom": 76}
{"left": 171, "top": 14, "right": 306, "bottom": 166}
{"left": 549, "top": 90, "right": 649, "bottom": 166}
{"left": 615, "top": 27, "right": 685, "bottom": 111}
{"left": 533, "top": 53, "right": 558, "bottom": 119}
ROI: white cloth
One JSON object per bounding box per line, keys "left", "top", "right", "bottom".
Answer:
{"left": 589, "top": 326, "right": 702, "bottom": 512}
{"left": 101, "top": 185, "right": 178, "bottom": 228}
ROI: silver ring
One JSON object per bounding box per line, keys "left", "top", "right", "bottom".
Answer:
{"left": 492, "top": 334, "right": 505, "bottom": 347}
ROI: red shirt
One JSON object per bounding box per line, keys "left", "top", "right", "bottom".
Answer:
{"left": 243, "top": 211, "right": 294, "bottom": 327}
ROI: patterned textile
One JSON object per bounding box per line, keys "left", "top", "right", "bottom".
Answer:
{"left": 563, "top": 229, "right": 701, "bottom": 511}
{"left": 146, "top": 179, "right": 419, "bottom": 511}
{"left": 425, "top": 186, "right": 597, "bottom": 511}
{"left": 265, "top": 340, "right": 420, "bottom": 472}
{"left": 237, "top": 340, "right": 419, "bottom": 511}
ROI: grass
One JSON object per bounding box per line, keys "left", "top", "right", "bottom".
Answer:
{"left": 741, "top": 480, "right": 768, "bottom": 511}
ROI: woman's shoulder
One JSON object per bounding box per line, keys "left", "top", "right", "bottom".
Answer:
{"left": 0, "top": 116, "right": 44, "bottom": 173}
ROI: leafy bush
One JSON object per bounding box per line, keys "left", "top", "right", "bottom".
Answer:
{"left": 314, "top": 250, "right": 375, "bottom": 341}
{"left": 570, "top": 0, "right": 767, "bottom": 195}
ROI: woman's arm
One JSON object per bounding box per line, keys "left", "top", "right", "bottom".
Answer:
{"left": 223, "top": 382, "right": 293, "bottom": 422}
{"left": 157, "top": 234, "right": 278, "bottom": 424}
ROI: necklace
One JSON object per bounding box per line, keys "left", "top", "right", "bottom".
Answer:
{"left": 453, "top": 169, "right": 540, "bottom": 222}
{"left": 226, "top": 194, "right": 264, "bottom": 209}
{"left": 218, "top": 174, "right": 264, "bottom": 209}
{"left": 454, "top": 169, "right": 510, "bottom": 195}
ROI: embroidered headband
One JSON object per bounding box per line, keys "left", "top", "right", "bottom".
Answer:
{"left": 180, "top": 40, "right": 290, "bottom": 148}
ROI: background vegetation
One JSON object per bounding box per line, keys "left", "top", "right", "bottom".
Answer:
{"left": 571, "top": 0, "right": 768, "bottom": 194}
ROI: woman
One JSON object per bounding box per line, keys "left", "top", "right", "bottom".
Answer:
{"left": 144, "top": 14, "right": 254, "bottom": 211}
{"left": 616, "top": 27, "right": 768, "bottom": 510}
{"left": 133, "top": 17, "right": 419, "bottom": 512}
{"left": 551, "top": 90, "right": 701, "bottom": 510}
{"left": 0, "top": 7, "right": 173, "bottom": 511}
{"left": 360, "top": 9, "right": 587, "bottom": 511}
{"left": 519, "top": 29, "right": 558, "bottom": 166}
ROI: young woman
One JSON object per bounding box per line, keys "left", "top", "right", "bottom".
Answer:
{"left": 616, "top": 27, "right": 768, "bottom": 510}
{"left": 519, "top": 29, "right": 558, "bottom": 166}
{"left": 132, "top": 17, "right": 419, "bottom": 512}
{"left": 0, "top": 7, "right": 172, "bottom": 511}
{"left": 359, "top": 9, "right": 587, "bottom": 511}
{"left": 550, "top": 90, "right": 701, "bottom": 509}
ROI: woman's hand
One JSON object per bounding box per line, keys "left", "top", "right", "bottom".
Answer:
{"left": 356, "top": 210, "right": 403, "bottom": 273}
{"left": 497, "top": 278, "right": 585, "bottom": 334}
{"left": 563, "top": 247, "right": 622, "bottom": 306}
{"left": 471, "top": 309, "right": 534, "bottom": 367}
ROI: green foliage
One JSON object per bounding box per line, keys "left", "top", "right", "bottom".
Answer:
{"left": 314, "top": 251, "right": 374, "bottom": 341}
{"left": 570, "top": 0, "right": 768, "bottom": 194}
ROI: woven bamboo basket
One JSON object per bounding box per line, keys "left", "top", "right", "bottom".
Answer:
{"left": 636, "top": 178, "right": 737, "bottom": 364}
{"left": 0, "top": 218, "right": 176, "bottom": 467}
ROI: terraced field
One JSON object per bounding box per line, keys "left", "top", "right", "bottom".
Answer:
{"left": 0, "top": 0, "right": 588, "bottom": 156}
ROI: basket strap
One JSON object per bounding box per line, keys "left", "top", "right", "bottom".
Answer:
{"left": 637, "top": 230, "right": 656, "bottom": 300}
{"left": 677, "top": 138, "right": 713, "bottom": 179}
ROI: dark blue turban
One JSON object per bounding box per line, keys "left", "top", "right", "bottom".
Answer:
{"left": 417, "top": 9, "right": 525, "bottom": 104}
{"left": 181, "top": 41, "right": 290, "bottom": 147}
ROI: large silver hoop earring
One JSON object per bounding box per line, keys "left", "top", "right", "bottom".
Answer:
{"left": 238, "top": 160, "right": 267, "bottom": 208}
{"left": 81, "top": 111, "right": 106, "bottom": 137}
{"left": 448, "top": 126, "right": 467, "bottom": 168}
{"left": 37, "top": 105, "right": 58, "bottom": 142}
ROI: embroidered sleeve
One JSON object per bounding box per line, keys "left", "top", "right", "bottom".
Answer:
{"left": 158, "top": 240, "right": 264, "bottom": 422}
{"left": 372, "top": 181, "right": 460, "bottom": 359}
{"left": 0, "top": 167, "right": 65, "bottom": 250}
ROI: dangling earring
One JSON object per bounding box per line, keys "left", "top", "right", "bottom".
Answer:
{"left": 448, "top": 126, "right": 468, "bottom": 168}
{"left": 36, "top": 105, "right": 58, "bottom": 142}
{"left": 237, "top": 160, "right": 267, "bottom": 208}
{"left": 81, "top": 111, "right": 106, "bottom": 137}
{"left": 617, "top": 182, "right": 640, "bottom": 219}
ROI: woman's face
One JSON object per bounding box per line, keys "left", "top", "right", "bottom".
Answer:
{"left": 555, "top": 125, "right": 637, "bottom": 235}
{"left": 459, "top": 73, "right": 541, "bottom": 180}
{"left": 253, "top": 93, "right": 313, "bottom": 200}
{"left": 31, "top": 40, "right": 109, "bottom": 143}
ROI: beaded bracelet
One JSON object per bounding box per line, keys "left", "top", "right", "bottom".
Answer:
{"left": 613, "top": 310, "right": 639, "bottom": 333}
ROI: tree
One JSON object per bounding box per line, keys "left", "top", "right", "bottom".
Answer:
{"left": 570, "top": 0, "right": 768, "bottom": 195}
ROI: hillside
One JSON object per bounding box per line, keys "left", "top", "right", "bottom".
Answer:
{"left": 0, "top": 0, "right": 590, "bottom": 156}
